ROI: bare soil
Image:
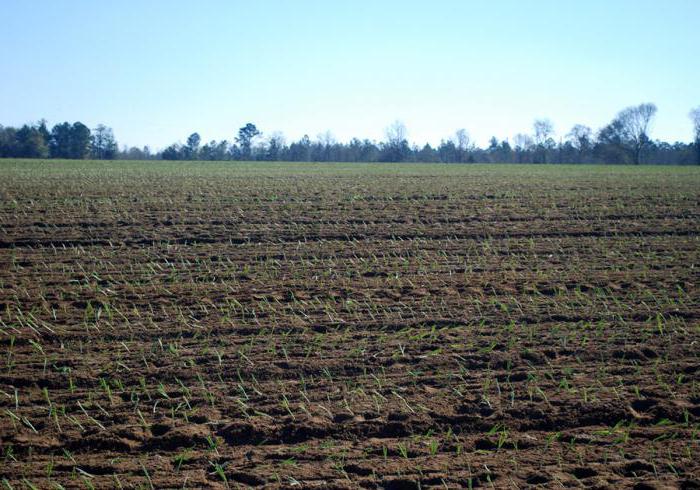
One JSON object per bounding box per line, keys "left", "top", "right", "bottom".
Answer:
{"left": 0, "top": 162, "right": 698, "bottom": 488}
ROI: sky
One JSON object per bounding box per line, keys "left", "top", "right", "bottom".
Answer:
{"left": 1, "top": 0, "right": 699, "bottom": 150}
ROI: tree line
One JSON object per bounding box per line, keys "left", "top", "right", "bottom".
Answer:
{"left": 0, "top": 120, "right": 119, "bottom": 160}
{"left": 2, "top": 103, "right": 700, "bottom": 164}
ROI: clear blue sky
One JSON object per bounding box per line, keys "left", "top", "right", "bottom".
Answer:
{"left": 1, "top": 0, "right": 698, "bottom": 150}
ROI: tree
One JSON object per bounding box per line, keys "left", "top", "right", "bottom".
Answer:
{"left": 596, "top": 119, "right": 628, "bottom": 163}
{"left": 492, "top": 140, "right": 513, "bottom": 163}
{"left": 534, "top": 119, "right": 554, "bottom": 144}
{"left": 92, "top": 124, "right": 118, "bottom": 159}
{"left": 385, "top": 120, "right": 407, "bottom": 146}
{"left": 49, "top": 122, "right": 72, "bottom": 158}
{"left": 265, "top": 132, "right": 285, "bottom": 161}
{"left": 36, "top": 120, "right": 50, "bottom": 146}
{"left": 69, "top": 122, "right": 92, "bottom": 159}
{"left": 162, "top": 144, "right": 181, "bottom": 160}
{"left": 288, "top": 135, "right": 312, "bottom": 161}
{"left": 533, "top": 119, "right": 555, "bottom": 163}
{"left": 601, "top": 103, "right": 657, "bottom": 164}
{"left": 690, "top": 106, "right": 700, "bottom": 165}
{"left": 317, "top": 131, "right": 336, "bottom": 161}
{"left": 236, "top": 123, "right": 261, "bottom": 160}
{"left": 183, "top": 132, "right": 201, "bottom": 160}
{"left": 566, "top": 124, "right": 592, "bottom": 163}
{"left": 200, "top": 140, "right": 229, "bottom": 161}
{"left": 454, "top": 129, "right": 472, "bottom": 162}
{"left": 380, "top": 120, "right": 410, "bottom": 162}
{"left": 622, "top": 103, "right": 657, "bottom": 165}
{"left": 199, "top": 141, "right": 215, "bottom": 160}
{"left": 120, "top": 146, "right": 151, "bottom": 160}
{"left": 513, "top": 133, "right": 534, "bottom": 163}
{"left": 355, "top": 139, "right": 379, "bottom": 162}
{"left": 0, "top": 126, "right": 18, "bottom": 157}
{"left": 15, "top": 124, "right": 49, "bottom": 158}
{"left": 215, "top": 141, "right": 229, "bottom": 160}
{"left": 416, "top": 143, "right": 437, "bottom": 162}
{"left": 50, "top": 122, "right": 91, "bottom": 159}
{"left": 437, "top": 140, "right": 457, "bottom": 163}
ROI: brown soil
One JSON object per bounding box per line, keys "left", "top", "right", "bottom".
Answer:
{"left": 0, "top": 163, "right": 698, "bottom": 488}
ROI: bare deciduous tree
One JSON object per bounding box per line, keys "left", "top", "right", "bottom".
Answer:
{"left": 91, "top": 124, "right": 118, "bottom": 159}
{"left": 567, "top": 124, "right": 592, "bottom": 150}
{"left": 614, "top": 103, "right": 657, "bottom": 164}
{"left": 381, "top": 121, "right": 410, "bottom": 162}
{"left": 533, "top": 119, "right": 554, "bottom": 145}
{"left": 567, "top": 124, "right": 592, "bottom": 162}
{"left": 690, "top": 106, "right": 700, "bottom": 165}
{"left": 385, "top": 120, "right": 407, "bottom": 146}
{"left": 454, "top": 129, "right": 472, "bottom": 162}
{"left": 533, "top": 119, "right": 554, "bottom": 163}
{"left": 691, "top": 107, "right": 700, "bottom": 137}
{"left": 513, "top": 133, "right": 534, "bottom": 163}
{"left": 266, "top": 132, "right": 286, "bottom": 160}
{"left": 513, "top": 133, "right": 533, "bottom": 150}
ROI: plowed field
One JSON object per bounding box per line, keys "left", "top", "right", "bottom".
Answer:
{"left": 1, "top": 161, "right": 699, "bottom": 489}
